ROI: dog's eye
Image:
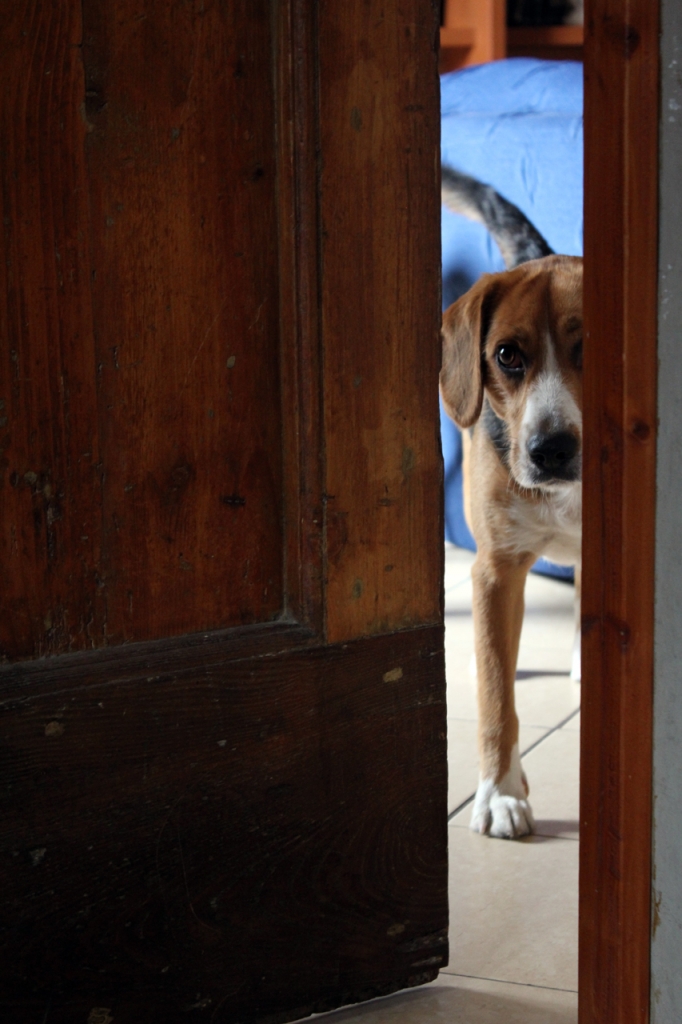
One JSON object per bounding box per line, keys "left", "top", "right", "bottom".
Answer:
{"left": 573, "top": 341, "right": 583, "bottom": 370}
{"left": 496, "top": 344, "right": 524, "bottom": 373}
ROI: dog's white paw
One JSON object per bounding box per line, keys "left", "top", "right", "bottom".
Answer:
{"left": 470, "top": 745, "right": 535, "bottom": 839}
{"left": 470, "top": 787, "right": 535, "bottom": 838}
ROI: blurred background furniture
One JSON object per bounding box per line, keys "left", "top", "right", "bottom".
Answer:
{"left": 440, "top": 0, "right": 584, "bottom": 73}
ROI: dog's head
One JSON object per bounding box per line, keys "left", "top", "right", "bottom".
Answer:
{"left": 440, "top": 255, "right": 583, "bottom": 490}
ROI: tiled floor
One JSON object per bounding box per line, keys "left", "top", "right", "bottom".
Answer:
{"left": 296, "top": 545, "right": 580, "bottom": 1023}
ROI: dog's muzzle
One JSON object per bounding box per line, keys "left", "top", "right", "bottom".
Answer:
{"left": 526, "top": 431, "right": 581, "bottom": 483}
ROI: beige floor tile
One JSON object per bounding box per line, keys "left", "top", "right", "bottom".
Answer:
{"left": 517, "top": 641, "right": 574, "bottom": 676}
{"left": 513, "top": 675, "right": 580, "bottom": 729}
{"left": 561, "top": 708, "right": 581, "bottom": 731}
{"left": 445, "top": 663, "right": 478, "bottom": 721}
{"left": 524, "top": 570, "right": 577, "bottom": 613}
{"left": 512, "top": 571, "right": 576, "bottom": 667}
{"left": 445, "top": 826, "right": 579, "bottom": 991}
{"left": 432, "top": 975, "right": 577, "bottom": 1023}
{"left": 294, "top": 973, "right": 576, "bottom": 1024}
{"left": 447, "top": 718, "right": 480, "bottom": 812}
{"left": 447, "top": 720, "right": 549, "bottom": 815}
{"left": 444, "top": 581, "right": 474, "bottom": 621}
{"left": 444, "top": 583, "right": 475, "bottom": 617}
{"left": 519, "top": 726, "right": 580, "bottom": 839}
{"left": 444, "top": 557, "right": 474, "bottom": 603}
{"left": 434, "top": 974, "right": 577, "bottom": 1022}
{"left": 444, "top": 541, "right": 475, "bottom": 570}
{"left": 516, "top": 639, "right": 573, "bottom": 673}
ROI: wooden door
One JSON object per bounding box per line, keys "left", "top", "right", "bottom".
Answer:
{"left": 0, "top": 3, "right": 446, "bottom": 1022}
{"left": 581, "top": 0, "right": 659, "bottom": 1021}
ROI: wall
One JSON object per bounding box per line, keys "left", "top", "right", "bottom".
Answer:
{"left": 652, "top": 2, "right": 682, "bottom": 1018}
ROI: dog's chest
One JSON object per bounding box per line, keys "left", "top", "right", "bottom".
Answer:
{"left": 505, "top": 485, "right": 582, "bottom": 566}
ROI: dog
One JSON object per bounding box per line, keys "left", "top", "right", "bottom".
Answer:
{"left": 440, "top": 168, "right": 582, "bottom": 839}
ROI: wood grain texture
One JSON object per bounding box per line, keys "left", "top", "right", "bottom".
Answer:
{"left": 0, "top": 625, "right": 448, "bottom": 1024}
{"left": 0, "top": 1, "right": 287, "bottom": 656}
{"left": 278, "top": 0, "right": 326, "bottom": 632}
{"left": 0, "top": 3, "right": 102, "bottom": 657}
{"left": 1, "top": 0, "right": 444, "bottom": 656}
{"left": 0, "top": 6, "right": 447, "bottom": 1020}
{"left": 506, "top": 33, "right": 584, "bottom": 61}
{"left": 580, "top": 2, "right": 659, "bottom": 1021}
{"left": 440, "top": 0, "right": 506, "bottom": 72}
{"left": 82, "top": 0, "right": 284, "bottom": 643}
{"left": 319, "top": 0, "right": 443, "bottom": 642}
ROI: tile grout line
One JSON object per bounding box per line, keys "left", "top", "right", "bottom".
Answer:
{"left": 448, "top": 821, "right": 579, "bottom": 840}
{"left": 438, "top": 970, "right": 578, "bottom": 996}
{"left": 517, "top": 704, "right": 581, "bottom": 757}
{"left": 447, "top": 705, "right": 581, "bottom": 822}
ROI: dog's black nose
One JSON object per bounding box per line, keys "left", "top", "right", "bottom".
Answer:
{"left": 527, "top": 432, "right": 579, "bottom": 476}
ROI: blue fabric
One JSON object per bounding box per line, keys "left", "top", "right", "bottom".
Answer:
{"left": 440, "top": 58, "right": 583, "bottom": 116}
{"left": 440, "top": 59, "right": 583, "bottom": 579}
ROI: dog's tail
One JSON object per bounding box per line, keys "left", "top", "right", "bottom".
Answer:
{"left": 441, "top": 166, "right": 553, "bottom": 270}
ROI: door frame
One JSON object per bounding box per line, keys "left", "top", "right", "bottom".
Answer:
{"left": 580, "top": 0, "right": 659, "bottom": 1021}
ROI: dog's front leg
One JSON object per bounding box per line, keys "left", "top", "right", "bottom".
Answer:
{"left": 470, "top": 553, "right": 534, "bottom": 838}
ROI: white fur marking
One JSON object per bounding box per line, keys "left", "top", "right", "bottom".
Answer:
{"left": 501, "top": 482, "right": 582, "bottom": 565}
{"left": 523, "top": 340, "right": 582, "bottom": 431}
{"left": 470, "top": 744, "right": 535, "bottom": 839}
{"left": 500, "top": 335, "right": 583, "bottom": 563}
{"left": 515, "top": 339, "right": 582, "bottom": 491}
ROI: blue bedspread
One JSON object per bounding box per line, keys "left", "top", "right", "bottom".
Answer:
{"left": 440, "top": 59, "right": 583, "bottom": 577}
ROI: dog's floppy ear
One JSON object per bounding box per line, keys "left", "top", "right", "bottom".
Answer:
{"left": 440, "top": 276, "right": 497, "bottom": 429}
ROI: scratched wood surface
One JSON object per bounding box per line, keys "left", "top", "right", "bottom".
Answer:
{"left": 0, "top": 626, "right": 448, "bottom": 1024}
{"left": 318, "top": 0, "right": 443, "bottom": 643}
{"left": 580, "top": 1, "right": 659, "bottom": 1021}
{"left": 0, "top": 1, "right": 284, "bottom": 657}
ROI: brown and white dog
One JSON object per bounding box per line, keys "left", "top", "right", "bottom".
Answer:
{"left": 441, "top": 169, "right": 582, "bottom": 839}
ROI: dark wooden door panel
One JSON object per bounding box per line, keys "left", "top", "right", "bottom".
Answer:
{"left": 0, "top": 1, "right": 446, "bottom": 1019}
{"left": 0, "top": 2, "right": 103, "bottom": 659}
{"left": 1, "top": 1, "right": 285, "bottom": 658}
{"left": 318, "top": 2, "right": 443, "bottom": 643}
{"left": 82, "top": 0, "right": 284, "bottom": 645}
{"left": 0, "top": 625, "right": 447, "bottom": 1024}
